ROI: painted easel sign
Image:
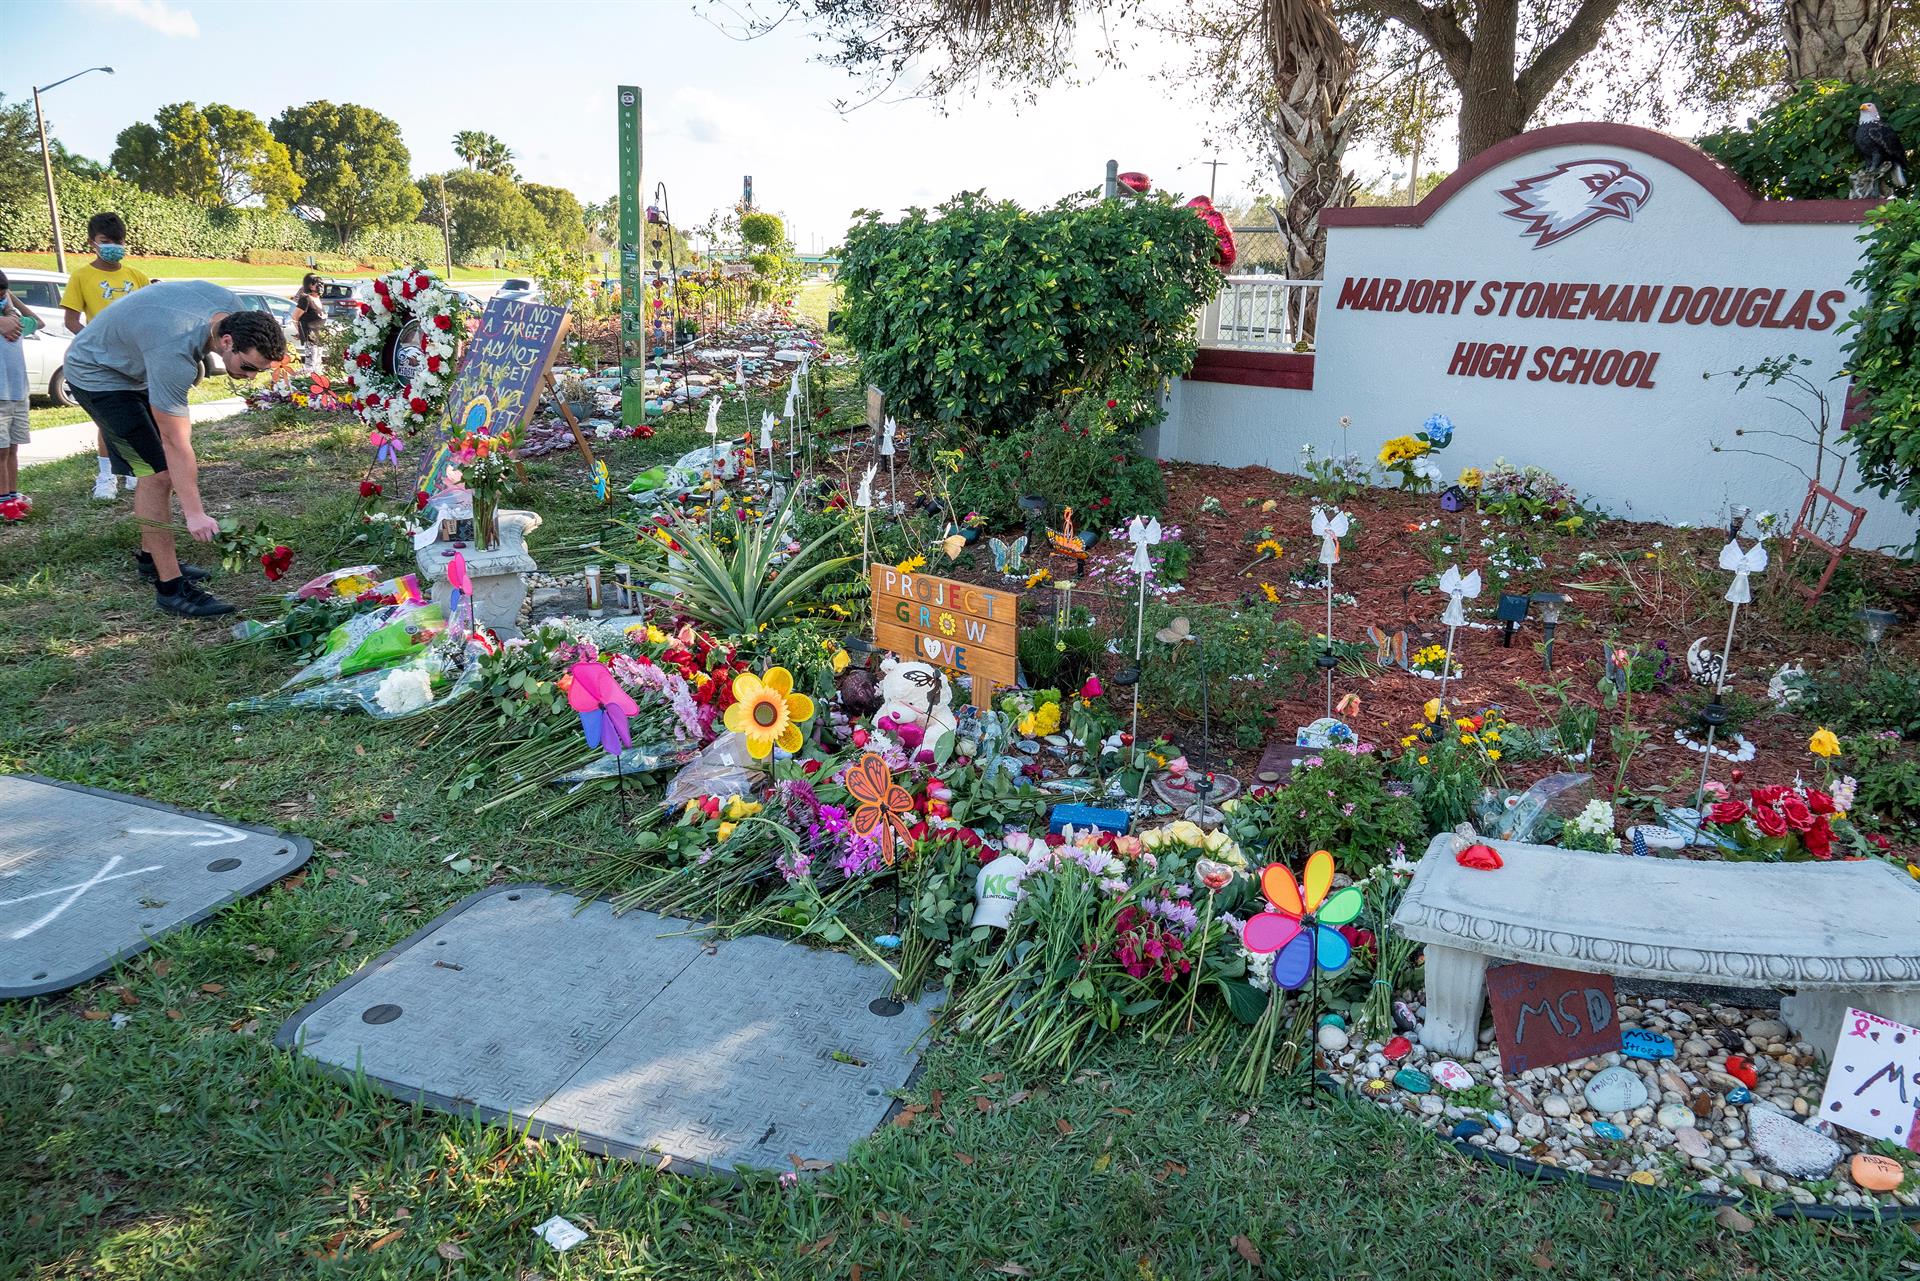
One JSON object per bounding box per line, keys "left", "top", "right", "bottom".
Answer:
{"left": 1486, "top": 960, "right": 1622, "bottom": 1073}
{"left": 420, "top": 298, "right": 591, "bottom": 492}
{"left": 1817, "top": 1006, "right": 1920, "bottom": 1150}
{"left": 870, "top": 565, "right": 1017, "bottom": 701}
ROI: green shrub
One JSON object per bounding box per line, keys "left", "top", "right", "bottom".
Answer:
{"left": 1138, "top": 601, "right": 1314, "bottom": 750}
{"left": 946, "top": 394, "right": 1165, "bottom": 530}
{"left": 1841, "top": 198, "right": 1920, "bottom": 550}
{"left": 1700, "top": 79, "right": 1920, "bottom": 200}
{"left": 839, "top": 190, "right": 1221, "bottom": 437}
{"left": 1017, "top": 606, "right": 1102, "bottom": 690}
{"left": 1796, "top": 663, "right": 1920, "bottom": 736}
{"left": 1843, "top": 731, "right": 1920, "bottom": 830}
{"left": 1223, "top": 750, "right": 1425, "bottom": 878}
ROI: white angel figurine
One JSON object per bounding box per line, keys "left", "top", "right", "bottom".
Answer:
{"left": 1312, "top": 507, "right": 1350, "bottom": 566}
{"left": 1437, "top": 564, "right": 1482, "bottom": 628}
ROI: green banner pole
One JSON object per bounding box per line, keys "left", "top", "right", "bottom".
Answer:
{"left": 617, "top": 85, "right": 645, "bottom": 428}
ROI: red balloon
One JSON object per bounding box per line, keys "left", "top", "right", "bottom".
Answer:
{"left": 1116, "top": 171, "right": 1151, "bottom": 193}
{"left": 1183, "top": 195, "right": 1237, "bottom": 269}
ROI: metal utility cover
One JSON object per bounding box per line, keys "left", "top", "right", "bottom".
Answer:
{"left": 0, "top": 774, "right": 312, "bottom": 998}
{"left": 277, "top": 885, "right": 939, "bottom": 1173}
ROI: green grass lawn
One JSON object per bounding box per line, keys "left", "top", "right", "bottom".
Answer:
{"left": 0, "top": 252, "right": 507, "bottom": 287}
{"left": 793, "top": 278, "right": 842, "bottom": 330}
{"left": 28, "top": 378, "right": 249, "bottom": 432}
{"left": 0, "top": 398, "right": 1913, "bottom": 1278}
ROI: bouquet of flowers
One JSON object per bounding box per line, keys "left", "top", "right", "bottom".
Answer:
{"left": 1705, "top": 784, "right": 1842, "bottom": 860}
{"left": 445, "top": 427, "right": 519, "bottom": 550}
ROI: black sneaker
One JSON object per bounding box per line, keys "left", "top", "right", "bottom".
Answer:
{"left": 135, "top": 553, "right": 213, "bottom": 585}
{"left": 157, "top": 583, "right": 236, "bottom": 618}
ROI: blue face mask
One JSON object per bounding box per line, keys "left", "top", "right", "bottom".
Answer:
{"left": 97, "top": 243, "right": 126, "bottom": 264}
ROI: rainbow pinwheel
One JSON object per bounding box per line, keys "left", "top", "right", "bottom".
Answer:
{"left": 566, "top": 660, "right": 638, "bottom": 755}
{"left": 592, "top": 459, "right": 610, "bottom": 504}
{"left": 1241, "top": 849, "right": 1364, "bottom": 989}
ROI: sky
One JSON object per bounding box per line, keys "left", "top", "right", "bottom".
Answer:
{"left": 7, "top": 0, "right": 1295, "bottom": 254}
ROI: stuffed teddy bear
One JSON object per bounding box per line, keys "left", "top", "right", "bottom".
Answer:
{"left": 871, "top": 657, "right": 958, "bottom": 757}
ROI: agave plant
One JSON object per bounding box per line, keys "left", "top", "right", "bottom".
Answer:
{"left": 629, "top": 489, "right": 854, "bottom": 638}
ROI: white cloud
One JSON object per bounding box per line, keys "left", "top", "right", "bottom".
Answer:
{"left": 79, "top": 0, "right": 200, "bottom": 38}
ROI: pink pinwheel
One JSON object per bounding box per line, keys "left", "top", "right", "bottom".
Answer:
{"left": 1241, "top": 849, "right": 1365, "bottom": 990}
{"left": 566, "top": 661, "right": 639, "bottom": 755}
{"left": 369, "top": 428, "right": 402, "bottom": 464}
{"left": 446, "top": 550, "right": 474, "bottom": 634}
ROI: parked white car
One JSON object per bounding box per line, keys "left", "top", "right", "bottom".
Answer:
{"left": 4, "top": 268, "right": 78, "bottom": 404}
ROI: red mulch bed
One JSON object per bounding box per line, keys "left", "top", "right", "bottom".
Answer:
{"left": 904, "top": 456, "right": 1920, "bottom": 833}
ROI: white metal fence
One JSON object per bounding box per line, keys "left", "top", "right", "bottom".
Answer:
{"left": 1197, "top": 276, "right": 1322, "bottom": 352}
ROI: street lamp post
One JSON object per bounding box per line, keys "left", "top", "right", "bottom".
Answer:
{"left": 32, "top": 66, "right": 113, "bottom": 273}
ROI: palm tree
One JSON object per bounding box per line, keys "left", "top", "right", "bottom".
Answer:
{"left": 452, "top": 130, "right": 488, "bottom": 169}
{"left": 1261, "top": 0, "right": 1358, "bottom": 294}
{"left": 477, "top": 136, "right": 516, "bottom": 179}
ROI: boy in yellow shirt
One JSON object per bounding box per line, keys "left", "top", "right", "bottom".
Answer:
{"left": 60, "top": 211, "right": 150, "bottom": 501}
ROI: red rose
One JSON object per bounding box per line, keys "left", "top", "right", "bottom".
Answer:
{"left": 356, "top": 352, "right": 372, "bottom": 368}
{"left": 1706, "top": 800, "right": 1748, "bottom": 825}
{"left": 434, "top": 315, "right": 452, "bottom": 331}
{"left": 1752, "top": 804, "right": 1789, "bottom": 838}
{"left": 1806, "top": 789, "right": 1835, "bottom": 815}
{"left": 1870, "top": 833, "right": 1892, "bottom": 850}
{"left": 801, "top": 758, "right": 822, "bottom": 776}
{"left": 409, "top": 397, "right": 429, "bottom": 415}
{"left": 359, "top": 480, "right": 382, "bottom": 499}
{"left": 374, "top": 280, "right": 389, "bottom": 295}
{"left": 1752, "top": 785, "right": 1789, "bottom": 806}
{"left": 1778, "top": 796, "right": 1815, "bottom": 833}
{"left": 427, "top": 355, "right": 441, "bottom": 372}
{"left": 1106, "top": 399, "right": 1117, "bottom": 409}
{"left": 1804, "top": 819, "right": 1833, "bottom": 858}
{"left": 415, "top": 490, "right": 430, "bottom": 510}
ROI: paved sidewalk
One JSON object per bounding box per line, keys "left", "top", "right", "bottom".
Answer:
{"left": 19, "top": 398, "right": 250, "bottom": 472}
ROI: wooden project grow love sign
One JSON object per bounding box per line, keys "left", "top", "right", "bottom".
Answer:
{"left": 870, "top": 566, "right": 1017, "bottom": 695}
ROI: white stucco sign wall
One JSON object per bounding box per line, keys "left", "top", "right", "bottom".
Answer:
{"left": 1156, "top": 123, "right": 1913, "bottom": 551}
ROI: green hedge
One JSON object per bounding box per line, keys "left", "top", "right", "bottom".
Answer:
{"left": 1841, "top": 198, "right": 1920, "bottom": 554}
{"left": 0, "top": 171, "right": 441, "bottom": 266}
{"left": 1700, "top": 78, "right": 1920, "bottom": 200}
{"left": 839, "top": 190, "right": 1223, "bottom": 437}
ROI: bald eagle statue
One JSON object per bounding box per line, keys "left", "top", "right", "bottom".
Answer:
{"left": 1853, "top": 103, "right": 1908, "bottom": 198}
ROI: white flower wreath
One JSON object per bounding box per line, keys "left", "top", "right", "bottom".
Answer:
{"left": 341, "top": 267, "right": 467, "bottom": 436}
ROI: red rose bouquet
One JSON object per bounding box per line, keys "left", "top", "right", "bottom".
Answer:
{"left": 1705, "top": 783, "right": 1840, "bottom": 861}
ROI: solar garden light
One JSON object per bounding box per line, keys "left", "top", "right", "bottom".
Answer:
{"left": 1726, "top": 503, "right": 1751, "bottom": 540}
{"left": 1496, "top": 592, "right": 1531, "bottom": 647}
{"left": 1531, "top": 592, "right": 1569, "bottom": 671}
{"left": 1858, "top": 607, "right": 1898, "bottom": 664}
{"left": 1018, "top": 493, "right": 1048, "bottom": 542}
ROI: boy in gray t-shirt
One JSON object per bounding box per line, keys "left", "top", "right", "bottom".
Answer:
{"left": 64, "top": 280, "right": 286, "bottom": 617}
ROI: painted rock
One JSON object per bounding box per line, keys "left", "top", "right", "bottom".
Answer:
{"left": 1432, "top": 1059, "right": 1475, "bottom": 1092}
{"left": 1627, "top": 1170, "right": 1657, "bottom": 1186}
{"left": 1592, "top": 1121, "right": 1628, "bottom": 1141}
{"left": 1622, "top": 1030, "right": 1676, "bottom": 1061}
{"left": 1851, "top": 1153, "right": 1905, "bottom": 1193}
{"left": 1656, "top": 1103, "right": 1694, "bottom": 1130}
{"left": 1362, "top": 1078, "right": 1392, "bottom": 1096}
{"left": 1727, "top": 1086, "right": 1753, "bottom": 1106}
{"left": 1724, "top": 1055, "right": 1759, "bottom": 1088}
{"left": 1488, "top": 1111, "right": 1514, "bottom": 1133}
{"left": 1674, "top": 1127, "right": 1712, "bottom": 1159}
{"left": 1583, "top": 1066, "right": 1650, "bottom": 1115}
{"left": 1748, "top": 1106, "right": 1844, "bottom": 1180}
{"left": 1393, "top": 1068, "right": 1433, "bottom": 1095}
{"left": 1450, "top": 1119, "right": 1487, "bottom": 1140}
{"left": 1392, "top": 1001, "right": 1420, "bottom": 1032}
{"left": 1318, "top": 1013, "right": 1346, "bottom": 1029}
{"left": 1383, "top": 1035, "right": 1413, "bottom": 1063}
{"left": 1316, "top": 1024, "right": 1350, "bottom": 1052}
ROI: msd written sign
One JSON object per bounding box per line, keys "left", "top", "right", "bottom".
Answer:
{"left": 870, "top": 566, "right": 1017, "bottom": 691}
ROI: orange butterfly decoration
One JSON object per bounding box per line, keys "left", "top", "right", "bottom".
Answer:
{"left": 845, "top": 753, "right": 914, "bottom": 866}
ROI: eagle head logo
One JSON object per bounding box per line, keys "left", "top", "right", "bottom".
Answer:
{"left": 1497, "top": 158, "right": 1652, "bottom": 249}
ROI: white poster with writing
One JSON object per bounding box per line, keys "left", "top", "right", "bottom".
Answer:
{"left": 1817, "top": 1006, "right": 1920, "bottom": 1149}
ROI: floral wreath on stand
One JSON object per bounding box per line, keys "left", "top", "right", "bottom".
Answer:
{"left": 342, "top": 267, "right": 466, "bottom": 437}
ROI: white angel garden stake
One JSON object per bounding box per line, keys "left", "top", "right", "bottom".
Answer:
{"left": 880, "top": 415, "right": 899, "bottom": 516}
{"left": 759, "top": 408, "right": 775, "bottom": 458}
{"left": 856, "top": 463, "right": 879, "bottom": 579}
{"left": 1687, "top": 537, "right": 1768, "bottom": 842}
{"left": 1436, "top": 564, "right": 1481, "bottom": 705}
{"left": 1124, "top": 515, "right": 1163, "bottom": 743}
{"left": 1310, "top": 506, "right": 1349, "bottom": 715}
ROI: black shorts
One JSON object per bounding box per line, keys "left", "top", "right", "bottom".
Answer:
{"left": 69, "top": 384, "right": 167, "bottom": 477}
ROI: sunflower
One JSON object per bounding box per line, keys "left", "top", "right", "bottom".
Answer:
{"left": 723, "top": 667, "right": 815, "bottom": 758}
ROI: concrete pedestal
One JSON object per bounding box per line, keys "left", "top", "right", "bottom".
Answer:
{"left": 417, "top": 509, "right": 542, "bottom": 639}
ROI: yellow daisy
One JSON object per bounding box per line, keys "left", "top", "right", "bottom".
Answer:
{"left": 723, "top": 666, "right": 814, "bottom": 758}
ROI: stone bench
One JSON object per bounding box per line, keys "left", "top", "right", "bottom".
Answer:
{"left": 1392, "top": 833, "right": 1920, "bottom": 1059}
{"left": 416, "top": 509, "right": 542, "bottom": 640}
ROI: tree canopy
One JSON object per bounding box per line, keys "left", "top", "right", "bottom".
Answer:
{"left": 521, "top": 182, "right": 587, "bottom": 250}
{"left": 271, "top": 101, "right": 422, "bottom": 244}
{"left": 110, "top": 101, "right": 302, "bottom": 210}
{"left": 422, "top": 169, "right": 543, "bottom": 258}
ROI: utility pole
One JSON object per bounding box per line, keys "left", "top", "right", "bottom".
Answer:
{"left": 30, "top": 68, "right": 114, "bottom": 273}
{"left": 436, "top": 173, "right": 454, "bottom": 281}
{"left": 1205, "top": 158, "right": 1226, "bottom": 202}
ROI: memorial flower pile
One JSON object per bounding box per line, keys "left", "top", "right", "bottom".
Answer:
{"left": 1705, "top": 783, "right": 1845, "bottom": 860}
{"left": 343, "top": 267, "right": 466, "bottom": 436}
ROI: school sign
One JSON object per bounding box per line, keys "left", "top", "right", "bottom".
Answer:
{"left": 1155, "top": 123, "right": 1907, "bottom": 549}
